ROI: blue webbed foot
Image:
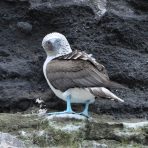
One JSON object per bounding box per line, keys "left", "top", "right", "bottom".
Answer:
{"left": 79, "top": 111, "right": 90, "bottom": 118}
{"left": 47, "top": 95, "right": 76, "bottom": 115}
{"left": 79, "top": 100, "right": 91, "bottom": 117}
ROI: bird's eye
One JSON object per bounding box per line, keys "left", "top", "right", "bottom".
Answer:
{"left": 47, "top": 41, "right": 51, "bottom": 44}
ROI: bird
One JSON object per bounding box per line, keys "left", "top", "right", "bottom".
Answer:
{"left": 42, "top": 32, "right": 124, "bottom": 117}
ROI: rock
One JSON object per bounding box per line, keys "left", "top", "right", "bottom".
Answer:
{"left": 0, "top": 0, "right": 148, "bottom": 118}
{"left": 5, "top": 0, "right": 29, "bottom": 3}
{"left": 0, "top": 113, "right": 148, "bottom": 147}
{"left": 17, "top": 22, "right": 32, "bottom": 34}
{"left": 0, "top": 132, "right": 26, "bottom": 148}
{"left": 46, "top": 113, "right": 87, "bottom": 121}
{"left": 29, "top": 0, "right": 107, "bottom": 19}
{"left": 86, "top": 117, "right": 148, "bottom": 145}
{"left": 81, "top": 140, "right": 108, "bottom": 148}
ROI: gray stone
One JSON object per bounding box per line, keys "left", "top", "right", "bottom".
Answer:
{"left": 17, "top": 22, "right": 32, "bottom": 34}
{"left": 29, "top": 0, "right": 107, "bottom": 19}
{"left": 0, "top": 132, "right": 26, "bottom": 148}
{"left": 81, "top": 140, "right": 108, "bottom": 148}
{"left": 5, "top": 0, "right": 29, "bottom": 3}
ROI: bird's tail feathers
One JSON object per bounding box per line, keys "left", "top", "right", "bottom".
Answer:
{"left": 90, "top": 87, "right": 124, "bottom": 102}
{"left": 105, "top": 81, "right": 126, "bottom": 89}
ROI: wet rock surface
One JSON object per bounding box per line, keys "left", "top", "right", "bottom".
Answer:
{"left": 0, "top": 0, "right": 148, "bottom": 117}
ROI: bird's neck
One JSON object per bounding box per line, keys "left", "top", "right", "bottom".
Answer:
{"left": 46, "top": 47, "right": 72, "bottom": 61}
{"left": 46, "top": 55, "right": 56, "bottom": 62}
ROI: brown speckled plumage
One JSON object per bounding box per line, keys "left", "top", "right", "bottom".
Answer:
{"left": 46, "top": 50, "right": 122, "bottom": 97}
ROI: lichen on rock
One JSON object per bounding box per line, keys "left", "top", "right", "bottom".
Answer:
{"left": 0, "top": 113, "right": 148, "bottom": 147}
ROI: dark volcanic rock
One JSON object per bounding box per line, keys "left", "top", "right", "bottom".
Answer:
{"left": 0, "top": 0, "right": 148, "bottom": 117}
{"left": 17, "top": 21, "right": 32, "bottom": 34}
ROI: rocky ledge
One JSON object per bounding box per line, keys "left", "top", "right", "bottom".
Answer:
{"left": 0, "top": 112, "right": 148, "bottom": 147}
{"left": 0, "top": 0, "right": 148, "bottom": 118}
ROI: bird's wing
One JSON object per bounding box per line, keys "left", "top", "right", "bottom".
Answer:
{"left": 57, "top": 50, "right": 109, "bottom": 80}
{"left": 46, "top": 50, "right": 122, "bottom": 92}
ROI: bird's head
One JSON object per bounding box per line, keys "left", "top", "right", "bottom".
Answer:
{"left": 42, "top": 32, "right": 72, "bottom": 57}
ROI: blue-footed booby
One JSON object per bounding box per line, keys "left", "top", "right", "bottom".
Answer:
{"left": 42, "top": 32, "right": 124, "bottom": 117}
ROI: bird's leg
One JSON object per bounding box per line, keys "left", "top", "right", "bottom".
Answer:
{"left": 65, "top": 95, "right": 73, "bottom": 113}
{"left": 79, "top": 100, "right": 91, "bottom": 117}
{"left": 47, "top": 95, "right": 75, "bottom": 115}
